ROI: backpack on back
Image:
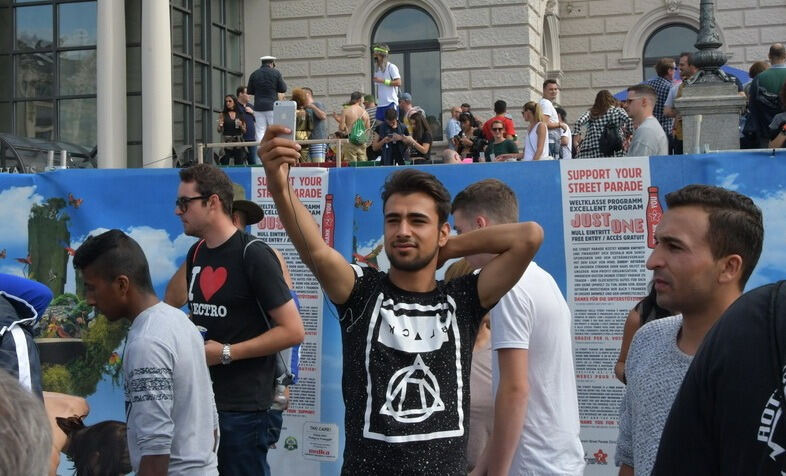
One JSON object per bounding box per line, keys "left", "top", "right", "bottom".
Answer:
{"left": 599, "top": 121, "right": 623, "bottom": 156}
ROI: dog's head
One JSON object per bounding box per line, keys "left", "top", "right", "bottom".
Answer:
{"left": 56, "top": 417, "right": 132, "bottom": 476}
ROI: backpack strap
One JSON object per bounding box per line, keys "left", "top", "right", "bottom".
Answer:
{"left": 240, "top": 233, "right": 294, "bottom": 384}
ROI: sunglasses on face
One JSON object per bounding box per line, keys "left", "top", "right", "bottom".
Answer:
{"left": 176, "top": 195, "right": 210, "bottom": 212}
{"left": 492, "top": 127, "right": 504, "bottom": 131}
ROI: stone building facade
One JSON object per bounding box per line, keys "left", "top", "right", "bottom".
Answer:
{"left": 248, "top": 0, "right": 783, "bottom": 138}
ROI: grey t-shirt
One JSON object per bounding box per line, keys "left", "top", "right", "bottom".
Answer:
{"left": 124, "top": 302, "right": 219, "bottom": 475}
{"left": 311, "top": 101, "right": 328, "bottom": 140}
{"left": 628, "top": 116, "right": 668, "bottom": 157}
{"left": 616, "top": 315, "right": 691, "bottom": 476}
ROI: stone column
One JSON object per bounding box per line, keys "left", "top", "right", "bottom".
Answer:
{"left": 141, "top": 0, "right": 173, "bottom": 168}
{"left": 96, "top": 0, "right": 127, "bottom": 168}
{"left": 676, "top": 0, "right": 745, "bottom": 153}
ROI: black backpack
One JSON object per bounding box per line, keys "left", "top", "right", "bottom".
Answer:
{"left": 599, "top": 121, "right": 623, "bottom": 156}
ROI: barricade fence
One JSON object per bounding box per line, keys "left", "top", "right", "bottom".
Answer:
{"left": 197, "top": 138, "right": 347, "bottom": 167}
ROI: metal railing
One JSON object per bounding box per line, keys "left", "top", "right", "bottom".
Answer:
{"left": 197, "top": 138, "right": 348, "bottom": 167}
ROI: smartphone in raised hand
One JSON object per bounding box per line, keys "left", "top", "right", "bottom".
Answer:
{"left": 272, "top": 100, "right": 297, "bottom": 141}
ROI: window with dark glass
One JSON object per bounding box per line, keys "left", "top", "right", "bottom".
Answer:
{"left": 372, "top": 6, "right": 442, "bottom": 140}
{"left": 0, "top": 0, "right": 97, "bottom": 147}
{"left": 643, "top": 24, "right": 698, "bottom": 80}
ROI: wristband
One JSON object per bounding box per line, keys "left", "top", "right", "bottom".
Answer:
{"left": 384, "top": 79, "right": 391, "bottom": 86}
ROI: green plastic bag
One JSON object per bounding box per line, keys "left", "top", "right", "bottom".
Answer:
{"left": 349, "top": 118, "right": 368, "bottom": 145}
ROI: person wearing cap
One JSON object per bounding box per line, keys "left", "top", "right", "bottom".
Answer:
{"left": 371, "top": 44, "right": 401, "bottom": 122}
{"left": 398, "top": 91, "right": 414, "bottom": 133}
{"left": 247, "top": 56, "right": 287, "bottom": 144}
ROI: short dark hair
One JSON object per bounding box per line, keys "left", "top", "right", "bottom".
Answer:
{"left": 655, "top": 57, "right": 675, "bottom": 77}
{"left": 543, "top": 78, "right": 558, "bottom": 89}
{"left": 493, "top": 100, "right": 506, "bottom": 114}
{"left": 749, "top": 60, "right": 769, "bottom": 79}
{"left": 381, "top": 169, "right": 451, "bottom": 225}
{"left": 665, "top": 184, "right": 764, "bottom": 288}
{"left": 452, "top": 179, "right": 518, "bottom": 225}
{"left": 350, "top": 91, "right": 363, "bottom": 103}
{"left": 303, "top": 86, "right": 314, "bottom": 95}
{"left": 555, "top": 106, "right": 567, "bottom": 121}
{"left": 384, "top": 106, "right": 397, "bottom": 121}
{"left": 236, "top": 86, "right": 246, "bottom": 97}
{"left": 627, "top": 84, "right": 657, "bottom": 102}
{"left": 73, "top": 229, "right": 155, "bottom": 294}
{"left": 179, "top": 163, "right": 233, "bottom": 216}
{"left": 679, "top": 52, "right": 694, "bottom": 66}
{"left": 461, "top": 103, "right": 471, "bottom": 108}
{"left": 458, "top": 112, "right": 472, "bottom": 124}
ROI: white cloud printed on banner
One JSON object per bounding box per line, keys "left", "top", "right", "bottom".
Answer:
{"left": 73, "top": 227, "right": 197, "bottom": 287}
{"left": 0, "top": 186, "right": 43, "bottom": 248}
{"left": 748, "top": 189, "right": 786, "bottom": 289}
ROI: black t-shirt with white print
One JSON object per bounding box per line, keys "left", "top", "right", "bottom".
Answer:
{"left": 335, "top": 264, "right": 487, "bottom": 475}
{"left": 187, "top": 230, "right": 291, "bottom": 412}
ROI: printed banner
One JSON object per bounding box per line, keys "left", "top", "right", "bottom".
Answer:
{"left": 560, "top": 158, "right": 654, "bottom": 471}
{"left": 0, "top": 151, "right": 783, "bottom": 476}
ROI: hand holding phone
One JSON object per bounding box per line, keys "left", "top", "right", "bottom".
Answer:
{"left": 272, "top": 101, "right": 297, "bottom": 141}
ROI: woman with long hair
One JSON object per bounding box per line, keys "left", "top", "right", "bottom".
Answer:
{"left": 484, "top": 119, "right": 518, "bottom": 161}
{"left": 522, "top": 101, "right": 549, "bottom": 161}
{"left": 406, "top": 109, "right": 433, "bottom": 163}
{"left": 454, "top": 112, "right": 484, "bottom": 161}
{"left": 572, "top": 89, "right": 632, "bottom": 158}
{"left": 291, "top": 88, "right": 312, "bottom": 162}
{"left": 217, "top": 94, "right": 247, "bottom": 165}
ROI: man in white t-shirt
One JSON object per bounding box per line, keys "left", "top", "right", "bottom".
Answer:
{"left": 540, "top": 79, "right": 565, "bottom": 158}
{"left": 74, "top": 230, "right": 219, "bottom": 476}
{"left": 452, "top": 179, "right": 585, "bottom": 476}
{"left": 371, "top": 44, "right": 401, "bottom": 122}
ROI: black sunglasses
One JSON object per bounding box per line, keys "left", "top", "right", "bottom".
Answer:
{"left": 176, "top": 195, "right": 210, "bottom": 212}
{"left": 492, "top": 127, "right": 504, "bottom": 131}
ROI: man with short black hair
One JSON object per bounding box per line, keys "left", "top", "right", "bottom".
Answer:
{"left": 338, "top": 91, "right": 370, "bottom": 162}
{"left": 616, "top": 184, "right": 763, "bottom": 476}
{"left": 664, "top": 53, "right": 698, "bottom": 154}
{"left": 645, "top": 57, "right": 676, "bottom": 138}
{"left": 540, "top": 79, "right": 566, "bottom": 157}
{"left": 260, "top": 128, "right": 544, "bottom": 474}
{"left": 236, "top": 86, "right": 259, "bottom": 164}
{"left": 482, "top": 100, "right": 516, "bottom": 141}
{"left": 626, "top": 84, "right": 668, "bottom": 157}
{"left": 247, "top": 56, "right": 287, "bottom": 142}
{"left": 175, "top": 163, "right": 304, "bottom": 475}
{"left": 452, "top": 179, "right": 584, "bottom": 476}
{"left": 74, "top": 229, "right": 219, "bottom": 475}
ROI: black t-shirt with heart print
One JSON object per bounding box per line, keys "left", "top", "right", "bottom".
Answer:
{"left": 187, "top": 230, "right": 291, "bottom": 411}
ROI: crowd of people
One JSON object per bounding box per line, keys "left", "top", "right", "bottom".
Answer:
{"left": 1, "top": 43, "right": 784, "bottom": 476}
{"left": 215, "top": 42, "right": 785, "bottom": 168}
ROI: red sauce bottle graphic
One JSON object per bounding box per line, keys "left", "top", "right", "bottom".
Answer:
{"left": 322, "top": 194, "right": 335, "bottom": 247}
{"left": 646, "top": 186, "right": 663, "bottom": 249}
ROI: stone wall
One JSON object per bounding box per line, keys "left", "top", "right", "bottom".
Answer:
{"left": 558, "top": 0, "right": 783, "bottom": 124}
{"left": 256, "top": 0, "right": 778, "bottom": 140}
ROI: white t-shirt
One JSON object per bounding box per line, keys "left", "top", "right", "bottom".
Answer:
{"left": 374, "top": 62, "right": 401, "bottom": 107}
{"left": 539, "top": 98, "right": 558, "bottom": 124}
{"left": 125, "top": 302, "right": 219, "bottom": 475}
{"left": 490, "top": 262, "right": 585, "bottom": 476}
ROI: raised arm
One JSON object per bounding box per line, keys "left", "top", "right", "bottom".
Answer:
{"left": 438, "top": 222, "right": 543, "bottom": 309}
{"left": 259, "top": 125, "right": 356, "bottom": 305}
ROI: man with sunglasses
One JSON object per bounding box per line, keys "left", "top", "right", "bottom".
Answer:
{"left": 626, "top": 84, "right": 668, "bottom": 157}
{"left": 175, "top": 163, "right": 305, "bottom": 476}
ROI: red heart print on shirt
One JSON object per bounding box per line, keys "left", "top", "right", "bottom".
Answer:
{"left": 199, "top": 266, "right": 227, "bottom": 301}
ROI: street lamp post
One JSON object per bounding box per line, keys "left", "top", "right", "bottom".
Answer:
{"left": 689, "top": 0, "right": 735, "bottom": 85}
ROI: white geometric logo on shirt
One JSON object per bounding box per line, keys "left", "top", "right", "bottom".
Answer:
{"left": 380, "top": 354, "right": 444, "bottom": 423}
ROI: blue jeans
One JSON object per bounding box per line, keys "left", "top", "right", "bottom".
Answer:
{"left": 217, "top": 410, "right": 272, "bottom": 476}
{"left": 247, "top": 144, "right": 260, "bottom": 165}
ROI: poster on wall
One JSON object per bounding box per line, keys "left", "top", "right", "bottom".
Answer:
{"left": 560, "top": 157, "right": 655, "bottom": 472}
{"left": 251, "top": 167, "right": 339, "bottom": 474}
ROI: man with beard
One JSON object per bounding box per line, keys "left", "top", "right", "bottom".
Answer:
{"left": 175, "top": 163, "right": 304, "bottom": 476}
{"left": 615, "top": 185, "right": 763, "bottom": 476}
{"left": 258, "top": 127, "right": 544, "bottom": 475}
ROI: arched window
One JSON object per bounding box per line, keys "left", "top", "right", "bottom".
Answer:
{"left": 642, "top": 24, "right": 697, "bottom": 80}
{"left": 372, "top": 6, "right": 442, "bottom": 139}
